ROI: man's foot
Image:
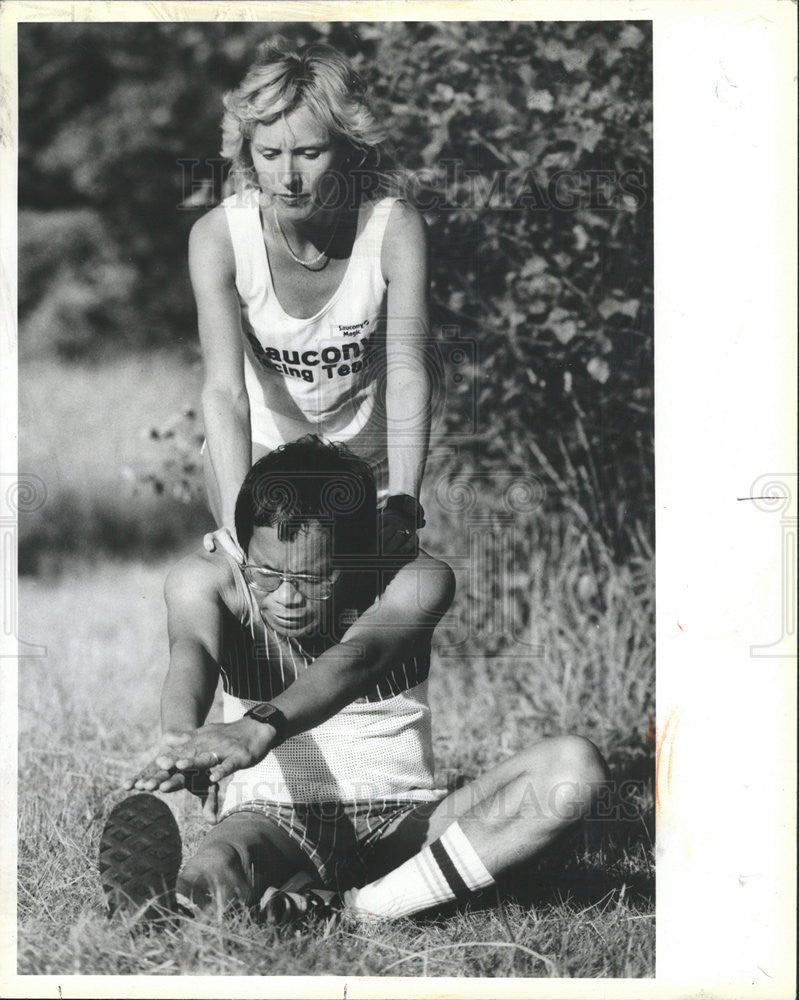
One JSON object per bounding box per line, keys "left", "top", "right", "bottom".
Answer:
{"left": 98, "top": 793, "right": 182, "bottom": 919}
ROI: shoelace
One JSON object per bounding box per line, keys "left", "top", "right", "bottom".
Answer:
{"left": 257, "top": 886, "right": 341, "bottom": 926}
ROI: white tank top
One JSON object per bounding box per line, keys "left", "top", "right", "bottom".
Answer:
{"left": 223, "top": 191, "right": 395, "bottom": 471}
{"left": 216, "top": 554, "right": 443, "bottom": 808}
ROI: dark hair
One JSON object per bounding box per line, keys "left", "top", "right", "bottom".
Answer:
{"left": 234, "top": 436, "right": 378, "bottom": 563}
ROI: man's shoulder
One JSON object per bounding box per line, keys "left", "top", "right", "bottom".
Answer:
{"left": 164, "top": 548, "right": 243, "bottom": 617}
{"left": 409, "top": 549, "right": 455, "bottom": 611}
{"left": 368, "top": 550, "right": 455, "bottom": 620}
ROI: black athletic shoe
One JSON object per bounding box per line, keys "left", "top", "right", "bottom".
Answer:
{"left": 98, "top": 793, "right": 182, "bottom": 920}
{"left": 257, "top": 873, "right": 341, "bottom": 927}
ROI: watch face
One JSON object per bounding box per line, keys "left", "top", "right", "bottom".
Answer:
{"left": 251, "top": 704, "right": 277, "bottom": 723}
{"left": 246, "top": 704, "right": 287, "bottom": 745}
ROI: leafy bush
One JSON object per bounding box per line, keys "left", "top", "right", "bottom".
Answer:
{"left": 19, "top": 20, "right": 652, "bottom": 557}
{"left": 18, "top": 209, "right": 137, "bottom": 359}
{"left": 359, "top": 22, "right": 653, "bottom": 556}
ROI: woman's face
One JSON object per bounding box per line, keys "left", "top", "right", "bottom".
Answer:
{"left": 249, "top": 105, "right": 347, "bottom": 223}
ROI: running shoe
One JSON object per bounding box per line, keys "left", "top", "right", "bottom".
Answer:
{"left": 98, "top": 793, "right": 182, "bottom": 919}
{"left": 257, "top": 871, "right": 341, "bottom": 927}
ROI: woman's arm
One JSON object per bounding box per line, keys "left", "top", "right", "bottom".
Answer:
{"left": 381, "top": 201, "right": 433, "bottom": 501}
{"left": 189, "top": 207, "right": 252, "bottom": 531}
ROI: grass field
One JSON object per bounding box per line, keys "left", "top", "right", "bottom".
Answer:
{"left": 18, "top": 352, "right": 209, "bottom": 573}
{"left": 17, "top": 355, "right": 655, "bottom": 978}
{"left": 17, "top": 554, "right": 654, "bottom": 978}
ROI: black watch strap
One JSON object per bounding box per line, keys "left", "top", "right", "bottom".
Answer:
{"left": 383, "top": 493, "right": 426, "bottom": 528}
{"left": 243, "top": 702, "right": 288, "bottom": 746}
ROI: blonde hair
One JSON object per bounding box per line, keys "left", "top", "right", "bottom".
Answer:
{"left": 221, "top": 37, "right": 390, "bottom": 196}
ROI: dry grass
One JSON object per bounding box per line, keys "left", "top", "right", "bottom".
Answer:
{"left": 19, "top": 353, "right": 208, "bottom": 573}
{"left": 17, "top": 354, "right": 654, "bottom": 977}
{"left": 17, "top": 555, "right": 654, "bottom": 978}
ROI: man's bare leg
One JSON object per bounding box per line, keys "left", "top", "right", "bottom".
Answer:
{"left": 345, "top": 735, "right": 608, "bottom": 918}
{"left": 178, "top": 810, "right": 319, "bottom": 911}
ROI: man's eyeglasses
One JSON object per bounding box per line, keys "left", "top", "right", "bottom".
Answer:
{"left": 242, "top": 565, "right": 339, "bottom": 601}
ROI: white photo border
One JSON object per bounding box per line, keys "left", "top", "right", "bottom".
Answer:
{"left": 1, "top": 1, "right": 796, "bottom": 998}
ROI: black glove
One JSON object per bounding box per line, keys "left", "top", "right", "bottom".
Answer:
{"left": 379, "top": 494, "right": 425, "bottom": 556}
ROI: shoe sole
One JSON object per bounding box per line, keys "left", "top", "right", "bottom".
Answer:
{"left": 98, "top": 793, "right": 182, "bottom": 918}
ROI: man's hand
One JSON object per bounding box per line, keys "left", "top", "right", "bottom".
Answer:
{"left": 125, "top": 732, "right": 225, "bottom": 824}
{"left": 178, "top": 768, "right": 222, "bottom": 824}
{"left": 128, "top": 718, "right": 275, "bottom": 794}
{"left": 125, "top": 730, "right": 194, "bottom": 793}
{"left": 192, "top": 781, "right": 221, "bottom": 825}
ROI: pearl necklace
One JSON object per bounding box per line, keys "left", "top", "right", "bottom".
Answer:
{"left": 272, "top": 206, "right": 339, "bottom": 270}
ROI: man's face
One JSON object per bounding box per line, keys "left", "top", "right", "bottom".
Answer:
{"left": 249, "top": 106, "right": 346, "bottom": 223}
{"left": 245, "top": 522, "right": 337, "bottom": 638}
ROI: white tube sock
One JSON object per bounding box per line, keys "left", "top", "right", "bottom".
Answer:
{"left": 343, "top": 820, "right": 495, "bottom": 919}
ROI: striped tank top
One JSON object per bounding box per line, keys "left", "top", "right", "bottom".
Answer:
{"left": 218, "top": 556, "right": 443, "bottom": 809}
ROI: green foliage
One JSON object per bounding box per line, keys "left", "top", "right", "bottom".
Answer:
{"left": 19, "top": 20, "right": 653, "bottom": 556}
{"left": 18, "top": 22, "right": 337, "bottom": 354}
{"left": 359, "top": 22, "right": 653, "bottom": 556}
{"left": 18, "top": 208, "right": 137, "bottom": 359}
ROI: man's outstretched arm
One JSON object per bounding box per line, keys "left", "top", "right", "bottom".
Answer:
{"left": 160, "top": 556, "right": 225, "bottom": 733}
{"left": 126, "top": 554, "right": 226, "bottom": 793}
{"left": 156, "top": 552, "right": 456, "bottom": 787}
{"left": 268, "top": 552, "right": 455, "bottom": 736}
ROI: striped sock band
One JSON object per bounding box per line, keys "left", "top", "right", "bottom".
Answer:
{"left": 343, "top": 821, "right": 495, "bottom": 919}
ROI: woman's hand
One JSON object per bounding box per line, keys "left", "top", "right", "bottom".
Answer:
{"left": 203, "top": 525, "right": 246, "bottom": 565}
{"left": 379, "top": 494, "right": 425, "bottom": 556}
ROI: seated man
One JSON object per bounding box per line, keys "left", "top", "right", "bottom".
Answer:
{"left": 101, "top": 436, "right": 608, "bottom": 922}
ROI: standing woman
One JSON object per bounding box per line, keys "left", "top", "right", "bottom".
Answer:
{"left": 190, "top": 38, "right": 431, "bottom": 558}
